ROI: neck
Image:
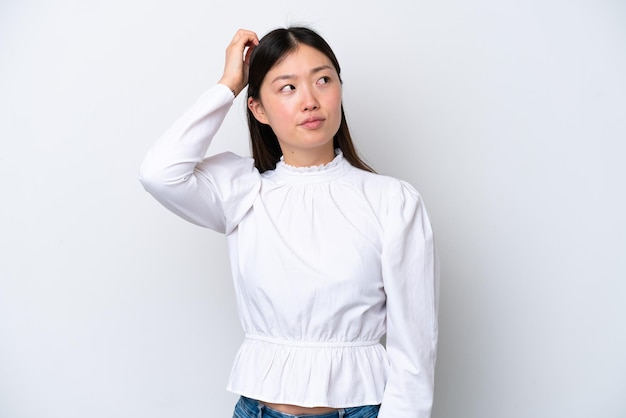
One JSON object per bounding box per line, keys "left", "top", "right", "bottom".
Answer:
{"left": 281, "top": 146, "right": 336, "bottom": 168}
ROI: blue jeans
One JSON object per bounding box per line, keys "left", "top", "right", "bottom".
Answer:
{"left": 233, "top": 396, "right": 380, "bottom": 418}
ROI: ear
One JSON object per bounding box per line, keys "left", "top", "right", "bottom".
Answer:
{"left": 248, "top": 97, "right": 269, "bottom": 125}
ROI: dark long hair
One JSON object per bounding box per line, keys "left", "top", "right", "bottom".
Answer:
{"left": 247, "top": 27, "right": 374, "bottom": 173}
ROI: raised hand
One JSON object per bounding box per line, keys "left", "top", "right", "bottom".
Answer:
{"left": 218, "top": 29, "right": 259, "bottom": 97}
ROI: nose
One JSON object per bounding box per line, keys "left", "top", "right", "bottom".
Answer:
{"left": 301, "top": 86, "right": 319, "bottom": 111}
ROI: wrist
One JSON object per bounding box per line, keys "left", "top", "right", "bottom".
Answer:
{"left": 217, "top": 78, "right": 239, "bottom": 97}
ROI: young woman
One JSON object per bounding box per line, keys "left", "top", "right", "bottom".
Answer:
{"left": 140, "top": 27, "right": 438, "bottom": 418}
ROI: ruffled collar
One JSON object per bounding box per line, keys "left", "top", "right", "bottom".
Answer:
{"left": 277, "top": 149, "right": 344, "bottom": 173}
{"left": 269, "top": 150, "right": 350, "bottom": 183}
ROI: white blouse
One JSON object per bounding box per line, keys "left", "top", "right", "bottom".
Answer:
{"left": 139, "top": 84, "right": 439, "bottom": 418}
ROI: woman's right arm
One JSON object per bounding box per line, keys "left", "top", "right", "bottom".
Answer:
{"left": 139, "top": 30, "right": 260, "bottom": 233}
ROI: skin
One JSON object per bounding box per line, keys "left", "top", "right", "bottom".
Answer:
{"left": 218, "top": 29, "right": 340, "bottom": 415}
{"left": 247, "top": 43, "right": 341, "bottom": 167}
{"left": 220, "top": 29, "right": 342, "bottom": 168}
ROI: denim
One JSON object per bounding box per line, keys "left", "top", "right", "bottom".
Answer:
{"left": 233, "top": 396, "right": 380, "bottom": 418}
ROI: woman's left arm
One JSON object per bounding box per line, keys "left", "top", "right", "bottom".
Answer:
{"left": 378, "top": 181, "right": 439, "bottom": 418}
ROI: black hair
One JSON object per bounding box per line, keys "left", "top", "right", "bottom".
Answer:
{"left": 246, "top": 27, "right": 374, "bottom": 173}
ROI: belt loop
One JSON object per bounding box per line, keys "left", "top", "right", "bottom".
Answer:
{"left": 256, "top": 400, "right": 264, "bottom": 418}
{"left": 337, "top": 408, "right": 345, "bottom": 418}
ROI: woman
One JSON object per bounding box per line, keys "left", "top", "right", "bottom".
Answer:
{"left": 140, "top": 27, "right": 438, "bottom": 418}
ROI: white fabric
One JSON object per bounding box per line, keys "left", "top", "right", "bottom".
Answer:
{"left": 139, "top": 84, "right": 439, "bottom": 417}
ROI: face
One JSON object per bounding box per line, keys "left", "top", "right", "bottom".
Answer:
{"left": 248, "top": 44, "right": 342, "bottom": 167}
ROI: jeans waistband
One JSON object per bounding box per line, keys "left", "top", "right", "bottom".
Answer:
{"left": 234, "top": 396, "right": 380, "bottom": 418}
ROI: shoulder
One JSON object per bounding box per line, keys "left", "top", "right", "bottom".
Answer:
{"left": 195, "top": 151, "right": 261, "bottom": 232}
{"left": 339, "top": 166, "right": 427, "bottom": 231}
{"left": 344, "top": 165, "right": 422, "bottom": 204}
{"left": 196, "top": 152, "right": 258, "bottom": 185}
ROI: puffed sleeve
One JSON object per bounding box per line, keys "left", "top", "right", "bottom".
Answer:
{"left": 378, "top": 181, "right": 439, "bottom": 418}
{"left": 139, "top": 84, "right": 260, "bottom": 234}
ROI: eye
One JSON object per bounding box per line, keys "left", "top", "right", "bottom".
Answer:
{"left": 280, "top": 84, "right": 295, "bottom": 92}
{"left": 317, "top": 76, "right": 331, "bottom": 85}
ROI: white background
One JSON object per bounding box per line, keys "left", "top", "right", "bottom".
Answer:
{"left": 1, "top": 1, "right": 625, "bottom": 417}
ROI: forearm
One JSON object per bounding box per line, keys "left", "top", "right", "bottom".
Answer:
{"left": 139, "top": 84, "right": 242, "bottom": 230}
{"left": 139, "top": 84, "right": 234, "bottom": 187}
{"left": 379, "top": 182, "right": 439, "bottom": 417}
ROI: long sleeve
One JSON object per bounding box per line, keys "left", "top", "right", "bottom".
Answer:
{"left": 378, "top": 182, "right": 439, "bottom": 418}
{"left": 139, "top": 84, "right": 260, "bottom": 233}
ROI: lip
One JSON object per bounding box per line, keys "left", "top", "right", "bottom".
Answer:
{"left": 299, "top": 116, "right": 325, "bottom": 129}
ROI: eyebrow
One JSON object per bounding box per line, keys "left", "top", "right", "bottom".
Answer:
{"left": 270, "top": 65, "right": 334, "bottom": 84}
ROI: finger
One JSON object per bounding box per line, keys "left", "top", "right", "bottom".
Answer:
{"left": 219, "top": 30, "right": 259, "bottom": 95}
{"left": 232, "top": 29, "right": 259, "bottom": 47}
{"left": 226, "top": 30, "right": 258, "bottom": 62}
{"left": 243, "top": 43, "right": 256, "bottom": 65}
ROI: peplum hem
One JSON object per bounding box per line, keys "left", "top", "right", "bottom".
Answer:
{"left": 226, "top": 334, "right": 390, "bottom": 408}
